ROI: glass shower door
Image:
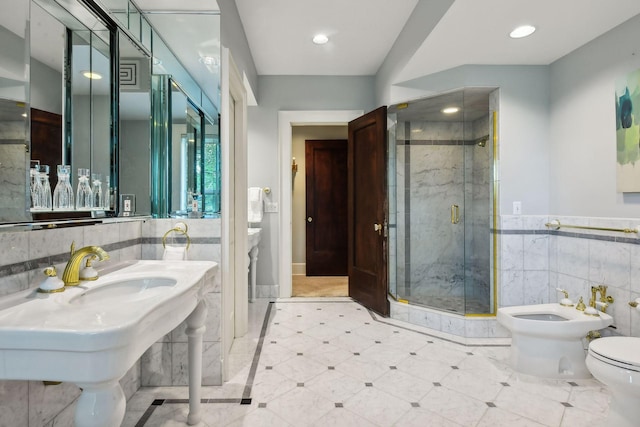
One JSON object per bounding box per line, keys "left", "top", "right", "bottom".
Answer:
{"left": 389, "top": 89, "right": 493, "bottom": 315}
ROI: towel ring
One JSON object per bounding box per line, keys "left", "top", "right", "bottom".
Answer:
{"left": 162, "top": 227, "right": 191, "bottom": 250}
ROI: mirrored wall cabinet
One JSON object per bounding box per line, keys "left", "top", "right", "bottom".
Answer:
{"left": 0, "top": 0, "right": 220, "bottom": 227}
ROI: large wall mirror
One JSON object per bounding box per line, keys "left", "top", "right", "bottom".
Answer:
{"left": 0, "top": 0, "right": 220, "bottom": 225}
{"left": 0, "top": 0, "right": 117, "bottom": 223}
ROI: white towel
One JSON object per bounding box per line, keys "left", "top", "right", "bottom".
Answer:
{"left": 162, "top": 245, "right": 188, "bottom": 260}
{"left": 248, "top": 187, "right": 264, "bottom": 223}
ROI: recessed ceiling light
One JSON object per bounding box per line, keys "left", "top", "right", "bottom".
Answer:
{"left": 312, "top": 34, "right": 329, "bottom": 45}
{"left": 442, "top": 107, "right": 459, "bottom": 114}
{"left": 199, "top": 56, "right": 219, "bottom": 66}
{"left": 21, "top": 113, "right": 27, "bottom": 118}
{"left": 82, "top": 71, "right": 102, "bottom": 80}
{"left": 510, "top": 25, "right": 536, "bottom": 39}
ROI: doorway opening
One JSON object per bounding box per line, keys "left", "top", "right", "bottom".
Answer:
{"left": 278, "top": 110, "right": 364, "bottom": 299}
{"left": 291, "top": 126, "right": 348, "bottom": 297}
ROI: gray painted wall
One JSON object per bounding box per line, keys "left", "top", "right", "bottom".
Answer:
{"left": 549, "top": 13, "right": 640, "bottom": 217}
{"left": 120, "top": 120, "right": 151, "bottom": 214}
{"left": 31, "top": 58, "right": 63, "bottom": 114}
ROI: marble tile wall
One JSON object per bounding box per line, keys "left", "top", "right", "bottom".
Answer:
{"left": 0, "top": 219, "right": 143, "bottom": 426}
{"left": 0, "top": 144, "right": 30, "bottom": 222}
{"left": 140, "top": 218, "right": 223, "bottom": 386}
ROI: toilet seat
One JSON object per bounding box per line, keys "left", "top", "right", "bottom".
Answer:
{"left": 589, "top": 337, "right": 640, "bottom": 372}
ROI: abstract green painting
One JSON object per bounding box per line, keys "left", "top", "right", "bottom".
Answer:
{"left": 616, "top": 68, "right": 640, "bottom": 192}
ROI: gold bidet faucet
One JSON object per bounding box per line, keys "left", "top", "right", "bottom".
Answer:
{"left": 61, "top": 242, "right": 110, "bottom": 286}
{"left": 590, "top": 285, "right": 614, "bottom": 313}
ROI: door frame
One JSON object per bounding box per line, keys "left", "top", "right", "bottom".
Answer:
{"left": 221, "top": 47, "right": 248, "bottom": 381}
{"left": 278, "top": 110, "right": 363, "bottom": 298}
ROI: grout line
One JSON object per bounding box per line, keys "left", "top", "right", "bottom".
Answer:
{"left": 241, "top": 301, "right": 274, "bottom": 402}
{"left": 134, "top": 403, "right": 159, "bottom": 427}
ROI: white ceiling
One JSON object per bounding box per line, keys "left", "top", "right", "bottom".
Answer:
{"left": 235, "top": 0, "right": 418, "bottom": 76}
{"left": 398, "top": 0, "right": 640, "bottom": 83}
{"left": 233, "top": 0, "right": 640, "bottom": 84}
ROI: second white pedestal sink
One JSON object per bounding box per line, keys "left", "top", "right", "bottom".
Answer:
{"left": 248, "top": 228, "right": 261, "bottom": 302}
{"left": 0, "top": 260, "right": 218, "bottom": 427}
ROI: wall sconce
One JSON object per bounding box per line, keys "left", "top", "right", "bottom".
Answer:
{"left": 292, "top": 157, "right": 298, "bottom": 173}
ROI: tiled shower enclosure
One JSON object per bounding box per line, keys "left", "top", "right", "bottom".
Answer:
{"left": 389, "top": 89, "right": 494, "bottom": 315}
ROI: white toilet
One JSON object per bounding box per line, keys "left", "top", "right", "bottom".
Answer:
{"left": 586, "top": 337, "right": 640, "bottom": 427}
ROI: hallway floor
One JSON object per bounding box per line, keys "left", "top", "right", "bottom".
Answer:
{"left": 123, "top": 298, "right": 611, "bottom": 426}
{"left": 291, "top": 275, "right": 348, "bottom": 297}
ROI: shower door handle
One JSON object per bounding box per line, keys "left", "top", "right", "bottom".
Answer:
{"left": 451, "top": 205, "right": 460, "bottom": 224}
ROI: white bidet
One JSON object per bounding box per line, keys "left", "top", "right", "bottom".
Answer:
{"left": 497, "top": 303, "right": 612, "bottom": 379}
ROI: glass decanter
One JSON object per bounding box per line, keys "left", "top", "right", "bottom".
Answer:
{"left": 39, "top": 165, "right": 52, "bottom": 210}
{"left": 53, "top": 165, "right": 74, "bottom": 210}
{"left": 76, "top": 168, "right": 93, "bottom": 210}
{"left": 30, "top": 166, "right": 44, "bottom": 209}
{"left": 92, "top": 173, "right": 103, "bottom": 209}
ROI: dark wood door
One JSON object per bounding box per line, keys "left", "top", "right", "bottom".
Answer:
{"left": 30, "top": 108, "right": 63, "bottom": 189}
{"left": 305, "top": 139, "right": 348, "bottom": 276}
{"left": 348, "top": 107, "right": 388, "bottom": 316}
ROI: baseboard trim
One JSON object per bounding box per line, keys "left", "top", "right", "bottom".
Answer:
{"left": 292, "top": 263, "right": 306, "bottom": 275}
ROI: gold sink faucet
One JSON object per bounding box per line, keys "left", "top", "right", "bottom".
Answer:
{"left": 61, "top": 242, "right": 110, "bottom": 286}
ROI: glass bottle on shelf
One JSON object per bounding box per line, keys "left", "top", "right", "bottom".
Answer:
{"left": 30, "top": 166, "right": 44, "bottom": 209}
{"left": 92, "top": 173, "right": 102, "bottom": 209}
{"left": 76, "top": 168, "right": 93, "bottom": 210}
{"left": 39, "top": 165, "right": 52, "bottom": 210}
{"left": 53, "top": 165, "right": 74, "bottom": 210}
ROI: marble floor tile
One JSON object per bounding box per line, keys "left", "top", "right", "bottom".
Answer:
{"left": 419, "top": 386, "right": 489, "bottom": 426}
{"left": 124, "top": 299, "right": 614, "bottom": 427}
{"left": 266, "top": 386, "right": 334, "bottom": 426}
{"left": 343, "top": 386, "right": 412, "bottom": 427}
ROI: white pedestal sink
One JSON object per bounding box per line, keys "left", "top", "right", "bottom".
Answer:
{"left": 0, "top": 260, "right": 218, "bottom": 427}
{"left": 248, "top": 228, "right": 261, "bottom": 302}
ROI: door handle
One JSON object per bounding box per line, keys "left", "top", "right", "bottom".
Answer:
{"left": 374, "top": 223, "right": 382, "bottom": 235}
{"left": 307, "top": 216, "right": 313, "bottom": 223}
{"left": 450, "top": 205, "right": 460, "bottom": 224}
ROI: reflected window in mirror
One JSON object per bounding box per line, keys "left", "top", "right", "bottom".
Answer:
{"left": 203, "top": 115, "right": 220, "bottom": 214}
{"left": 168, "top": 80, "right": 220, "bottom": 218}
